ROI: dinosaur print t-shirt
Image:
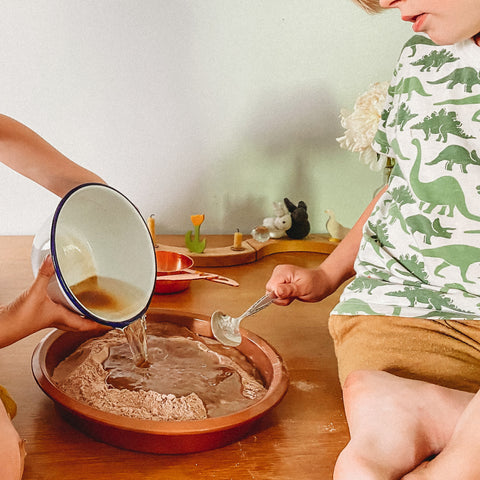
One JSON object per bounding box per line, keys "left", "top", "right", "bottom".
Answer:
{"left": 332, "top": 34, "right": 480, "bottom": 319}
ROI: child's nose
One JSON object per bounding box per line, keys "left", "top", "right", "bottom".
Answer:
{"left": 379, "top": 0, "right": 398, "bottom": 8}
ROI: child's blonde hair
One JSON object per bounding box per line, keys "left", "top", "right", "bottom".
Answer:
{"left": 352, "top": 0, "right": 383, "bottom": 14}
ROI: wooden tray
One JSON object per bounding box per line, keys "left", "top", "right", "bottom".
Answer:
{"left": 154, "top": 233, "right": 337, "bottom": 268}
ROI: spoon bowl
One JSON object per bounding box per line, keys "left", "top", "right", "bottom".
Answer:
{"left": 210, "top": 310, "right": 242, "bottom": 346}
{"left": 211, "top": 293, "right": 275, "bottom": 347}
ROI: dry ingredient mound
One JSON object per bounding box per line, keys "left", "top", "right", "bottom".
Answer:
{"left": 52, "top": 322, "right": 266, "bottom": 422}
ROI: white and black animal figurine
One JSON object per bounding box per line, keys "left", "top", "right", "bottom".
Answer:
{"left": 262, "top": 201, "right": 292, "bottom": 238}
{"left": 284, "top": 198, "right": 310, "bottom": 239}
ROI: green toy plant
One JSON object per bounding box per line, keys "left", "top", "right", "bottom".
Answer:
{"left": 185, "top": 214, "right": 206, "bottom": 253}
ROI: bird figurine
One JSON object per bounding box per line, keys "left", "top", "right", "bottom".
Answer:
{"left": 325, "top": 209, "right": 350, "bottom": 242}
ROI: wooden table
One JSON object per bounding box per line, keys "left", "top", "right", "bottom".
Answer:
{"left": 0, "top": 236, "right": 349, "bottom": 480}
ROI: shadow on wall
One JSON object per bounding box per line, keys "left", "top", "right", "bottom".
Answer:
{"left": 244, "top": 84, "right": 341, "bottom": 155}
{"left": 156, "top": 84, "right": 343, "bottom": 236}
{"left": 239, "top": 83, "right": 342, "bottom": 230}
{"left": 220, "top": 193, "right": 267, "bottom": 234}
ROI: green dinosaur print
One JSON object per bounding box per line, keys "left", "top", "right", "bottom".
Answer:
{"left": 391, "top": 185, "right": 416, "bottom": 206}
{"left": 406, "top": 214, "right": 454, "bottom": 245}
{"left": 373, "top": 129, "right": 390, "bottom": 154}
{"left": 435, "top": 94, "right": 480, "bottom": 122}
{"left": 419, "top": 311, "right": 478, "bottom": 320}
{"left": 409, "top": 138, "right": 480, "bottom": 220}
{"left": 362, "top": 266, "right": 393, "bottom": 282}
{"left": 368, "top": 220, "right": 395, "bottom": 250}
{"left": 441, "top": 283, "right": 477, "bottom": 298}
{"left": 385, "top": 201, "right": 407, "bottom": 232}
{"left": 380, "top": 104, "right": 394, "bottom": 129}
{"left": 388, "top": 102, "right": 418, "bottom": 130}
{"left": 384, "top": 186, "right": 415, "bottom": 233}
{"left": 348, "top": 277, "right": 385, "bottom": 295}
{"left": 335, "top": 298, "right": 381, "bottom": 315}
{"left": 393, "top": 63, "right": 404, "bottom": 77}
{"left": 397, "top": 254, "right": 429, "bottom": 283}
{"left": 412, "top": 49, "right": 459, "bottom": 72}
{"left": 426, "top": 145, "right": 480, "bottom": 173}
{"left": 435, "top": 93, "right": 480, "bottom": 106}
{"left": 388, "top": 76, "right": 432, "bottom": 100}
{"left": 411, "top": 109, "right": 475, "bottom": 142}
{"left": 386, "top": 286, "right": 463, "bottom": 311}
{"left": 411, "top": 244, "right": 480, "bottom": 284}
{"left": 428, "top": 67, "right": 480, "bottom": 93}
{"left": 403, "top": 35, "right": 438, "bottom": 57}
{"left": 390, "top": 138, "right": 410, "bottom": 161}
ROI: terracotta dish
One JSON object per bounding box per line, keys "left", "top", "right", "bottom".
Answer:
{"left": 154, "top": 250, "right": 194, "bottom": 294}
{"left": 31, "top": 309, "right": 289, "bottom": 454}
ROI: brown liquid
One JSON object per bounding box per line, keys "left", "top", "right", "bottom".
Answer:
{"left": 70, "top": 276, "right": 150, "bottom": 366}
{"left": 69, "top": 276, "right": 145, "bottom": 321}
{"left": 103, "top": 323, "right": 266, "bottom": 418}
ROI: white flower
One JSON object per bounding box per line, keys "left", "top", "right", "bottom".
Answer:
{"left": 336, "top": 81, "right": 389, "bottom": 172}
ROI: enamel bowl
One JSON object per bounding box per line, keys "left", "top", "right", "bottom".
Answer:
{"left": 31, "top": 309, "right": 289, "bottom": 454}
{"left": 31, "top": 183, "right": 156, "bottom": 328}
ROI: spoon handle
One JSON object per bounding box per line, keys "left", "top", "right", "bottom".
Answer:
{"left": 241, "top": 292, "right": 275, "bottom": 319}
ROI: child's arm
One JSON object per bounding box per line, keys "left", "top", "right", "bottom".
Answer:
{"left": 266, "top": 186, "right": 387, "bottom": 305}
{"left": 0, "top": 116, "right": 108, "bottom": 347}
{"left": 0, "top": 114, "right": 105, "bottom": 197}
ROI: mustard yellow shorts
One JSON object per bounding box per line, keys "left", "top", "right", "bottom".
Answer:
{"left": 328, "top": 314, "right": 480, "bottom": 393}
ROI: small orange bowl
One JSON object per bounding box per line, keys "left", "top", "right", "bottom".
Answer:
{"left": 154, "top": 250, "right": 194, "bottom": 294}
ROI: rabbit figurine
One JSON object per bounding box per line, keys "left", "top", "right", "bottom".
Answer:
{"left": 284, "top": 198, "right": 310, "bottom": 239}
{"left": 263, "top": 201, "right": 292, "bottom": 238}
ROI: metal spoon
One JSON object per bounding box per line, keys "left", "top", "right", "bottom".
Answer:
{"left": 210, "top": 292, "right": 275, "bottom": 346}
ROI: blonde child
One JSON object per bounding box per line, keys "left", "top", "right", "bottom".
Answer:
{"left": 267, "top": 1, "right": 480, "bottom": 478}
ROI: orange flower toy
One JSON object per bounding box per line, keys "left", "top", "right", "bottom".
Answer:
{"left": 185, "top": 214, "right": 206, "bottom": 253}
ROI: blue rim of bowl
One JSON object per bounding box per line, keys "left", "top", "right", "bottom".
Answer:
{"left": 50, "top": 183, "right": 157, "bottom": 328}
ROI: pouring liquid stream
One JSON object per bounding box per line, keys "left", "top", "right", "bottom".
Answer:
{"left": 123, "top": 315, "right": 150, "bottom": 367}
{"left": 69, "top": 275, "right": 150, "bottom": 367}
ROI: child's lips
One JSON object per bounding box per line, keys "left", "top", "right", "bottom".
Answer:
{"left": 402, "top": 13, "right": 427, "bottom": 32}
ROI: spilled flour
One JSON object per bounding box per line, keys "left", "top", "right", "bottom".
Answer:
{"left": 52, "top": 322, "right": 266, "bottom": 422}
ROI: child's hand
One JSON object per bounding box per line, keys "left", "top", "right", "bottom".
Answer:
{"left": 265, "top": 264, "right": 332, "bottom": 306}
{"left": 0, "top": 255, "right": 108, "bottom": 347}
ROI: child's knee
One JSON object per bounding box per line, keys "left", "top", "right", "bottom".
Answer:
{"left": 342, "top": 370, "right": 388, "bottom": 405}
{"left": 334, "top": 442, "right": 374, "bottom": 480}
{"left": 0, "top": 402, "right": 26, "bottom": 480}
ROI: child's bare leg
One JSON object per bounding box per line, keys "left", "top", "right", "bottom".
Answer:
{"left": 402, "top": 387, "right": 480, "bottom": 480}
{"left": 334, "top": 370, "right": 473, "bottom": 480}
{"left": 0, "top": 400, "right": 26, "bottom": 480}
